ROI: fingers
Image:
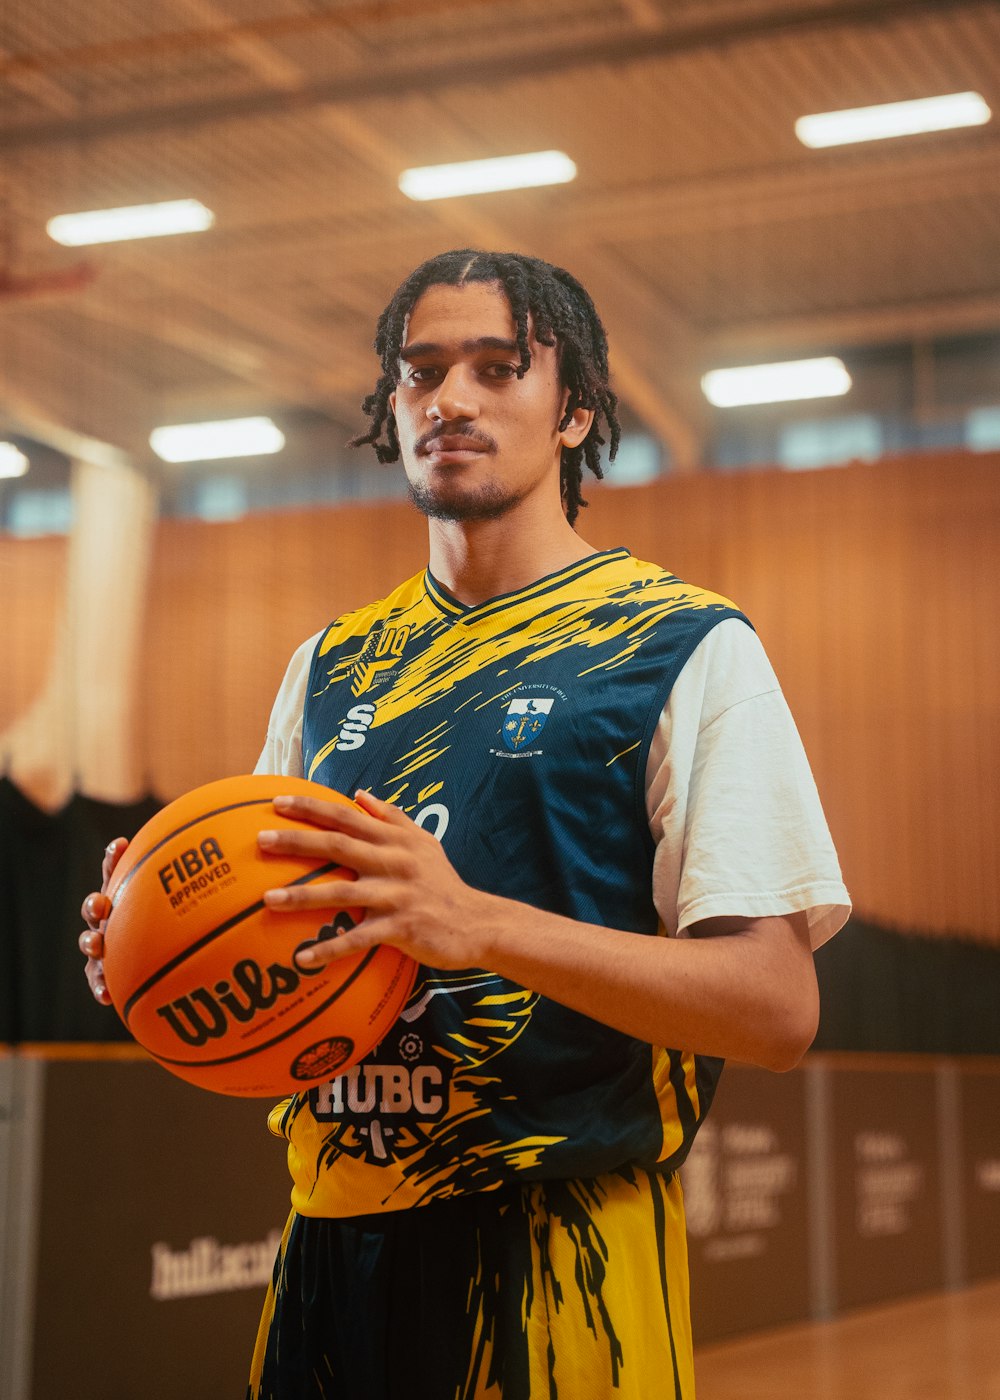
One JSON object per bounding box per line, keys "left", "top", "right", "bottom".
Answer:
{"left": 78, "top": 926, "right": 105, "bottom": 958}
{"left": 85, "top": 958, "right": 113, "bottom": 1006}
{"left": 257, "top": 824, "right": 388, "bottom": 876}
{"left": 78, "top": 838, "right": 126, "bottom": 1008}
{"left": 259, "top": 794, "right": 435, "bottom": 970}
{"left": 264, "top": 876, "right": 369, "bottom": 911}
{"left": 79, "top": 895, "right": 109, "bottom": 1004}
{"left": 261, "top": 791, "right": 423, "bottom": 877}
{"left": 78, "top": 930, "right": 112, "bottom": 1004}
{"left": 82, "top": 838, "right": 126, "bottom": 927}
{"left": 272, "top": 793, "right": 382, "bottom": 836}
{"left": 81, "top": 890, "right": 111, "bottom": 930}
{"left": 352, "top": 788, "right": 413, "bottom": 826}
{"left": 101, "top": 837, "right": 128, "bottom": 891}
{"left": 272, "top": 790, "right": 415, "bottom": 838}
{"left": 294, "top": 915, "right": 387, "bottom": 970}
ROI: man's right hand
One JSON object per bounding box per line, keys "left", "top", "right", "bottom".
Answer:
{"left": 78, "top": 837, "right": 128, "bottom": 1006}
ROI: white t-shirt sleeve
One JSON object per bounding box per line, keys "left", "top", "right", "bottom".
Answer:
{"left": 253, "top": 633, "right": 319, "bottom": 780}
{"left": 646, "top": 618, "right": 850, "bottom": 950}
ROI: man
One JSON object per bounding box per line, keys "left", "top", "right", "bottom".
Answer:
{"left": 82, "top": 249, "right": 849, "bottom": 1399}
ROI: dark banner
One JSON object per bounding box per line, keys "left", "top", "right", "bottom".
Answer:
{"left": 683, "top": 1066, "right": 810, "bottom": 1344}
{"left": 813, "top": 918, "right": 1000, "bottom": 1055}
{"left": 829, "top": 1065, "right": 943, "bottom": 1311}
{"left": 10, "top": 1053, "right": 290, "bottom": 1400}
{"left": 0, "top": 778, "right": 160, "bottom": 1044}
{"left": 959, "top": 1065, "right": 1000, "bottom": 1282}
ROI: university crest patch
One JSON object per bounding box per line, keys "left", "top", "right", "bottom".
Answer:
{"left": 502, "top": 696, "right": 554, "bottom": 752}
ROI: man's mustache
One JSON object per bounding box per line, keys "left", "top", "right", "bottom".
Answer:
{"left": 415, "top": 424, "right": 498, "bottom": 456}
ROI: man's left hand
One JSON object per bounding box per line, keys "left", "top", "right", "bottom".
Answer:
{"left": 259, "top": 790, "right": 493, "bottom": 971}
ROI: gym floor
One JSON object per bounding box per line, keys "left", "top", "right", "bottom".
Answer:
{"left": 695, "top": 1278, "right": 1000, "bottom": 1400}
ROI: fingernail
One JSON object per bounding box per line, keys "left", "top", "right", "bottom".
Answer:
{"left": 258, "top": 830, "right": 278, "bottom": 847}
{"left": 295, "top": 946, "right": 317, "bottom": 966}
{"left": 85, "top": 895, "right": 97, "bottom": 917}
{"left": 105, "top": 840, "right": 118, "bottom": 855}
{"left": 273, "top": 796, "right": 294, "bottom": 810}
{"left": 265, "top": 888, "right": 289, "bottom": 906}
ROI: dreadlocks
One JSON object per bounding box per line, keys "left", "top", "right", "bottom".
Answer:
{"left": 349, "top": 249, "right": 621, "bottom": 526}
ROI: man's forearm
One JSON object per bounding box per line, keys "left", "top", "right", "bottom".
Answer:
{"left": 474, "top": 897, "right": 819, "bottom": 1071}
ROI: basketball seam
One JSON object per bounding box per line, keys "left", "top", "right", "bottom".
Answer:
{"left": 147, "top": 946, "right": 397, "bottom": 1072}
{"left": 119, "top": 861, "right": 343, "bottom": 1021}
{"left": 111, "top": 796, "right": 310, "bottom": 906}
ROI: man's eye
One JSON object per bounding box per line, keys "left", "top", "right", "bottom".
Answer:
{"left": 486, "top": 362, "right": 518, "bottom": 379}
{"left": 409, "top": 366, "right": 440, "bottom": 383}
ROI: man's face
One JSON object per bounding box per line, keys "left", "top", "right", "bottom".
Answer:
{"left": 389, "top": 281, "right": 586, "bottom": 523}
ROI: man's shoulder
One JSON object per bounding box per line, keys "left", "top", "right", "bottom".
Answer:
{"left": 612, "top": 552, "right": 745, "bottom": 620}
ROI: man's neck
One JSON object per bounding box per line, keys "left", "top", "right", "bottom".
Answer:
{"left": 426, "top": 515, "right": 597, "bottom": 607}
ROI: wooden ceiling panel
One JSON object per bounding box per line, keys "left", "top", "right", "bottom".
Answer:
{"left": 0, "top": 0, "right": 997, "bottom": 467}
{"left": 620, "top": 189, "right": 1000, "bottom": 331}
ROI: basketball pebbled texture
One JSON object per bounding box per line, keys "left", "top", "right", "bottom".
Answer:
{"left": 103, "top": 774, "right": 416, "bottom": 1097}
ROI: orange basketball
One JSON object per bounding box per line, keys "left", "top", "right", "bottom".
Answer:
{"left": 103, "top": 774, "right": 416, "bottom": 1097}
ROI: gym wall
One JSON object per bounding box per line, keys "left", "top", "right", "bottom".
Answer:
{"left": 1, "top": 451, "right": 999, "bottom": 1047}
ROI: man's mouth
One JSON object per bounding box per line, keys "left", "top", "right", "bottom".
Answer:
{"left": 418, "top": 433, "right": 493, "bottom": 457}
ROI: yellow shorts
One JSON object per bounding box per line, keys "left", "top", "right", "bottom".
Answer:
{"left": 249, "top": 1166, "right": 694, "bottom": 1400}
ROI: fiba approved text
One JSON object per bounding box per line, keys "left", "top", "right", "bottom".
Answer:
{"left": 158, "top": 837, "right": 233, "bottom": 909}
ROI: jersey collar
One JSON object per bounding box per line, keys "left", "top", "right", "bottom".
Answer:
{"left": 423, "top": 547, "right": 632, "bottom": 623}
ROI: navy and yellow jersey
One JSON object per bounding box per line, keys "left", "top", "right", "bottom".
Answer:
{"left": 270, "top": 548, "right": 751, "bottom": 1218}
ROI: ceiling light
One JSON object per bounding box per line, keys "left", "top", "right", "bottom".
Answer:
{"left": 399, "top": 150, "right": 577, "bottom": 201}
{"left": 0, "top": 442, "right": 30, "bottom": 478}
{"left": 702, "top": 358, "right": 852, "bottom": 407}
{"left": 149, "top": 417, "right": 284, "bottom": 463}
{"left": 796, "top": 92, "right": 991, "bottom": 148}
{"left": 47, "top": 198, "right": 215, "bottom": 246}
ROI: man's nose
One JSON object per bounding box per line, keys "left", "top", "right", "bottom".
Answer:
{"left": 427, "top": 366, "right": 478, "bottom": 423}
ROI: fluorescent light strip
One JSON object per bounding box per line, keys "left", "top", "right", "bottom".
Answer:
{"left": 47, "top": 198, "right": 215, "bottom": 247}
{"left": 0, "top": 442, "right": 29, "bottom": 479}
{"left": 399, "top": 150, "right": 576, "bottom": 201}
{"left": 149, "top": 417, "right": 284, "bottom": 463}
{"left": 796, "top": 92, "right": 991, "bottom": 148}
{"left": 702, "top": 358, "right": 852, "bottom": 408}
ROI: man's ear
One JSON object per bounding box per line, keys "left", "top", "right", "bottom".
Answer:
{"left": 389, "top": 390, "right": 396, "bottom": 417}
{"left": 559, "top": 405, "right": 594, "bottom": 449}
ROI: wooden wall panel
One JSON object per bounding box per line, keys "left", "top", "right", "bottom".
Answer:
{"left": 140, "top": 501, "right": 427, "bottom": 799}
{"left": 3, "top": 451, "right": 998, "bottom": 943}
{"left": 0, "top": 536, "right": 67, "bottom": 734}
{"left": 582, "top": 454, "right": 1000, "bottom": 944}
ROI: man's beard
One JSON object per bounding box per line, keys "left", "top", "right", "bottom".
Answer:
{"left": 407, "top": 477, "right": 524, "bottom": 522}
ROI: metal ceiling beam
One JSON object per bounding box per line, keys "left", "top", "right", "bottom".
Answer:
{"left": 0, "top": 0, "right": 983, "bottom": 149}
{"left": 2, "top": 186, "right": 367, "bottom": 418}
{"left": 617, "top": 0, "right": 667, "bottom": 31}
{"left": 554, "top": 137, "right": 1000, "bottom": 242}
{"left": 0, "top": 392, "right": 133, "bottom": 470}
{"left": 0, "top": 319, "right": 152, "bottom": 455}
{"left": 707, "top": 294, "right": 1000, "bottom": 358}
{"left": 0, "top": 0, "right": 501, "bottom": 81}
{"left": 0, "top": 41, "right": 78, "bottom": 116}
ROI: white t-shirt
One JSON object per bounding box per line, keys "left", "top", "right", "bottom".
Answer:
{"left": 257, "top": 617, "right": 850, "bottom": 951}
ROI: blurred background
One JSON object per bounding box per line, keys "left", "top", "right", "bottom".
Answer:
{"left": 0, "top": 1, "right": 998, "bottom": 1396}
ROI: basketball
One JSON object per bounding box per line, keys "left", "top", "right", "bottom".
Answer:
{"left": 102, "top": 774, "right": 416, "bottom": 1097}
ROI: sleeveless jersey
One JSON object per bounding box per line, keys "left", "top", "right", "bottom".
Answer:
{"left": 269, "top": 548, "right": 750, "bottom": 1217}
